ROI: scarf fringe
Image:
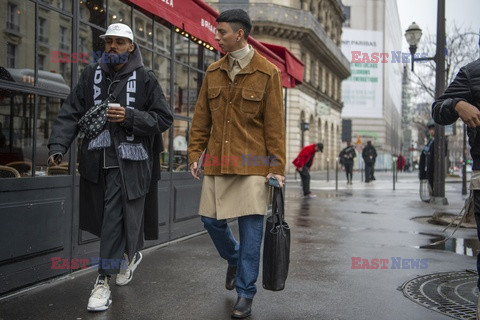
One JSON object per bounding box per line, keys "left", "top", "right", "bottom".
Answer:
{"left": 88, "top": 129, "right": 111, "bottom": 150}
{"left": 117, "top": 143, "right": 149, "bottom": 161}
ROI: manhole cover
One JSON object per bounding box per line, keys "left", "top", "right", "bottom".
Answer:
{"left": 401, "top": 271, "right": 478, "bottom": 319}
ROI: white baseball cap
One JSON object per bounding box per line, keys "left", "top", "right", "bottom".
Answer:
{"left": 100, "top": 23, "right": 134, "bottom": 42}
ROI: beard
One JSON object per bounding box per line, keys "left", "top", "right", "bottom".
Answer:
{"left": 105, "top": 51, "right": 129, "bottom": 68}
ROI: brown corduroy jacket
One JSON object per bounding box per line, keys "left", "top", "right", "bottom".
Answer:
{"left": 188, "top": 50, "right": 285, "bottom": 176}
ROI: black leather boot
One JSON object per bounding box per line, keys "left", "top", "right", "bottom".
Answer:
{"left": 225, "top": 265, "right": 236, "bottom": 290}
{"left": 231, "top": 296, "right": 252, "bottom": 319}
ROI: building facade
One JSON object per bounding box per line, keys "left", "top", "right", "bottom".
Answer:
{"left": 341, "top": 0, "right": 403, "bottom": 169}
{"left": 208, "top": 0, "right": 351, "bottom": 173}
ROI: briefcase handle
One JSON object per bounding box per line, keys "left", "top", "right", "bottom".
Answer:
{"left": 271, "top": 187, "right": 287, "bottom": 228}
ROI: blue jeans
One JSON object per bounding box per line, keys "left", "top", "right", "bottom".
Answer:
{"left": 201, "top": 215, "right": 264, "bottom": 299}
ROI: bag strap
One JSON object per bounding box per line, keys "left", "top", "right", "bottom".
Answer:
{"left": 105, "top": 73, "right": 131, "bottom": 103}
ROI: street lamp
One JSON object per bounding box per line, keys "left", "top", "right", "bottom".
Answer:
{"left": 404, "top": 0, "right": 448, "bottom": 205}
{"left": 405, "top": 22, "right": 423, "bottom": 72}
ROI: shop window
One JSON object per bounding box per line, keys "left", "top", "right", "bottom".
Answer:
{"left": 0, "top": 92, "right": 33, "bottom": 176}
{"left": 7, "top": 44, "right": 16, "bottom": 68}
{"left": 154, "top": 55, "right": 171, "bottom": 104}
{"left": 160, "top": 130, "right": 170, "bottom": 171}
{"left": 134, "top": 10, "right": 152, "bottom": 49}
{"left": 108, "top": 1, "right": 131, "bottom": 26}
{"left": 43, "top": 16, "right": 72, "bottom": 88}
{"left": 38, "top": 17, "right": 48, "bottom": 44}
{"left": 139, "top": 47, "right": 153, "bottom": 69}
{"left": 38, "top": 54, "right": 46, "bottom": 70}
{"left": 154, "top": 21, "right": 171, "bottom": 56}
{"left": 6, "top": 2, "right": 19, "bottom": 32}
{"left": 174, "top": 63, "right": 188, "bottom": 117}
{"left": 80, "top": 0, "right": 106, "bottom": 28}
{"left": 4, "top": 1, "right": 35, "bottom": 86}
{"left": 204, "top": 49, "right": 217, "bottom": 70}
{"left": 174, "top": 33, "right": 189, "bottom": 65}
{"left": 58, "top": 0, "right": 72, "bottom": 12}
{"left": 36, "top": 95, "right": 71, "bottom": 176}
{"left": 188, "top": 69, "right": 201, "bottom": 116}
{"left": 172, "top": 120, "right": 189, "bottom": 172}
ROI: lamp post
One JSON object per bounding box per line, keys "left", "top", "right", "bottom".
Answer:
{"left": 404, "top": 0, "right": 448, "bottom": 205}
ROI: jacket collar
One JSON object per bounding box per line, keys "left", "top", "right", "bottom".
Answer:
{"left": 208, "top": 49, "right": 273, "bottom": 76}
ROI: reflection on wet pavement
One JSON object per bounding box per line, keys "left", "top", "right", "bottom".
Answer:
{"left": 418, "top": 233, "right": 480, "bottom": 257}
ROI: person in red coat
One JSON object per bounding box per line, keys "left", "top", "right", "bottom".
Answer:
{"left": 292, "top": 143, "right": 323, "bottom": 198}
{"left": 397, "top": 152, "right": 406, "bottom": 172}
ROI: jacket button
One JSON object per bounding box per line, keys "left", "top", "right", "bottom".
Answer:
{"left": 225, "top": 140, "right": 228, "bottom": 143}
{"left": 227, "top": 120, "right": 230, "bottom": 123}
{"left": 251, "top": 95, "right": 254, "bottom": 98}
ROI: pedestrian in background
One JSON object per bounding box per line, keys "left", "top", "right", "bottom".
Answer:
{"left": 188, "top": 9, "right": 285, "bottom": 319}
{"left": 418, "top": 120, "right": 435, "bottom": 191}
{"left": 431, "top": 58, "right": 480, "bottom": 319}
{"left": 339, "top": 141, "right": 356, "bottom": 184}
{"left": 48, "top": 23, "right": 173, "bottom": 311}
{"left": 292, "top": 142, "right": 323, "bottom": 198}
{"left": 397, "top": 152, "right": 406, "bottom": 172}
{"left": 362, "top": 140, "right": 377, "bottom": 182}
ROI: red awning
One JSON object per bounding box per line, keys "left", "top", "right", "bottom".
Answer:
{"left": 126, "top": 0, "right": 220, "bottom": 50}
{"left": 125, "top": 0, "right": 303, "bottom": 88}
{"left": 260, "top": 42, "right": 304, "bottom": 88}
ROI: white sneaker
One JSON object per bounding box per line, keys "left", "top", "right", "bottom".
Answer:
{"left": 116, "top": 252, "right": 143, "bottom": 286}
{"left": 87, "top": 275, "right": 112, "bottom": 312}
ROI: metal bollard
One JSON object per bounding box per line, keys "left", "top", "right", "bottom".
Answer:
{"left": 327, "top": 159, "right": 330, "bottom": 182}
{"left": 335, "top": 159, "right": 338, "bottom": 191}
{"left": 392, "top": 159, "right": 397, "bottom": 190}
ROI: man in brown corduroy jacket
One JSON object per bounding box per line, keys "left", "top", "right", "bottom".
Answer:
{"left": 187, "top": 9, "right": 285, "bottom": 319}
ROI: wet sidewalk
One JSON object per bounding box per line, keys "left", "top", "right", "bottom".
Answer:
{"left": 0, "top": 172, "right": 478, "bottom": 320}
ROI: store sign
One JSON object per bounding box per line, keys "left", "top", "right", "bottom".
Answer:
{"left": 316, "top": 100, "right": 331, "bottom": 116}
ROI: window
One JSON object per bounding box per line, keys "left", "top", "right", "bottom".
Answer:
{"left": 7, "top": 43, "right": 16, "bottom": 68}
{"left": 7, "top": 2, "right": 19, "bottom": 32}
{"left": 39, "top": 18, "right": 48, "bottom": 43}
{"left": 38, "top": 54, "right": 45, "bottom": 70}
{"left": 343, "top": 6, "right": 351, "bottom": 28}
{"left": 60, "top": 26, "right": 69, "bottom": 50}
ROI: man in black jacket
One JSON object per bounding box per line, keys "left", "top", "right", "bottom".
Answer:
{"left": 418, "top": 120, "right": 435, "bottom": 190}
{"left": 362, "top": 141, "right": 377, "bottom": 183}
{"left": 48, "top": 23, "right": 173, "bottom": 311}
{"left": 339, "top": 141, "right": 356, "bottom": 184}
{"left": 432, "top": 58, "right": 480, "bottom": 319}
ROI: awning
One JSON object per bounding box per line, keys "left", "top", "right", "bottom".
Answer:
{"left": 260, "top": 42, "right": 304, "bottom": 88}
{"left": 125, "top": 0, "right": 303, "bottom": 88}
{"left": 126, "top": 0, "right": 219, "bottom": 51}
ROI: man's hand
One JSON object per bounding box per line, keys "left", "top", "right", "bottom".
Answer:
{"left": 265, "top": 173, "right": 285, "bottom": 188}
{"left": 107, "top": 105, "right": 126, "bottom": 123}
{"left": 48, "top": 153, "right": 63, "bottom": 166}
{"left": 455, "top": 101, "right": 480, "bottom": 127}
{"left": 190, "top": 162, "right": 201, "bottom": 180}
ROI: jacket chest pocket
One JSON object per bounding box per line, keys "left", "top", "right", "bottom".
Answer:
{"left": 241, "top": 88, "right": 263, "bottom": 115}
{"left": 208, "top": 88, "right": 223, "bottom": 112}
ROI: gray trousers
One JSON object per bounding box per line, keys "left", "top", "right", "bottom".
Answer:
{"left": 99, "top": 168, "right": 146, "bottom": 275}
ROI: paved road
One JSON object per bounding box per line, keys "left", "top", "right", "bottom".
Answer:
{"left": 0, "top": 171, "right": 477, "bottom": 319}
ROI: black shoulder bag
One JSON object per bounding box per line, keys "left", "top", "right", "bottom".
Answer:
{"left": 263, "top": 187, "right": 291, "bottom": 291}
{"left": 78, "top": 75, "right": 130, "bottom": 140}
